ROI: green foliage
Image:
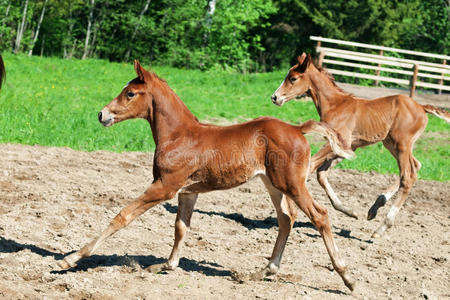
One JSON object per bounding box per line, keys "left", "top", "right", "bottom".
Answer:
{"left": 0, "top": 54, "right": 448, "bottom": 180}
{"left": 260, "top": 0, "right": 449, "bottom": 69}
{"left": 0, "top": 0, "right": 447, "bottom": 71}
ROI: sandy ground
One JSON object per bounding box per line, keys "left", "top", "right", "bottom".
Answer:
{"left": 0, "top": 143, "right": 448, "bottom": 299}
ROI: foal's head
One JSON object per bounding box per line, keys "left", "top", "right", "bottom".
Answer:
{"left": 271, "top": 53, "right": 313, "bottom": 106}
{"left": 98, "top": 60, "right": 153, "bottom": 127}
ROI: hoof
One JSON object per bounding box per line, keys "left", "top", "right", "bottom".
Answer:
{"left": 146, "top": 263, "right": 172, "bottom": 274}
{"left": 348, "top": 211, "right": 359, "bottom": 220}
{"left": 367, "top": 195, "right": 387, "bottom": 220}
{"left": 230, "top": 271, "right": 248, "bottom": 283}
{"left": 57, "top": 259, "right": 76, "bottom": 270}
{"left": 336, "top": 208, "right": 358, "bottom": 220}
{"left": 345, "top": 279, "right": 356, "bottom": 291}
{"left": 371, "top": 231, "right": 381, "bottom": 239}
{"left": 249, "top": 270, "right": 266, "bottom": 281}
{"left": 231, "top": 269, "right": 273, "bottom": 283}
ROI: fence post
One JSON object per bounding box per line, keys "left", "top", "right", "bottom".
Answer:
{"left": 317, "top": 51, "right": 325, "bottom": 68}
{"left": 438, "top": 59, "right": 446, "bottom": 95}
{"left": 315, "top": 38, "right": 322, "bottom": 66}
{"left": 375, "top": 49, "right": 383, "bottom": 86}
{"left": 409, "top": 64, "right": 419, "bottom": 98}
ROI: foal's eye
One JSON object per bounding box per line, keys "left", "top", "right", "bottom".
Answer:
{"left": 290, "top": 77, "right": 297, "bottom": 82}
{"left": 126, "top": 92, "right": 135, "bottom": 98}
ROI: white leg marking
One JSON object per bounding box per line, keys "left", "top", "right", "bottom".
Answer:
{"left": 324, "top": 180, "right": 342, "bottom": 205}
{"left": 383, "top": 189, "right": 397, "bottom": 201}
{"left": 386, "top": 206, "right": 399, "bottom": 222}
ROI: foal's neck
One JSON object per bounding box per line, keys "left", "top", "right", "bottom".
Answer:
{"left": 147, "top": 78, "right": 199, "bottom": 146}
{"left": 308, "top": 67, "right": 348, "bottom": 118}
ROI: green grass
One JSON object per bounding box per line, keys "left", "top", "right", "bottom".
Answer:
{"left": 0, "top": 53, "right": 448, "bottom": 181}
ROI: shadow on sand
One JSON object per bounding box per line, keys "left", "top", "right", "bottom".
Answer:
{"left": 163, "top": 203, "right": 373, "bottom": 244}
{"left": 0, "top": 235, "right": 230, "bottom": 277}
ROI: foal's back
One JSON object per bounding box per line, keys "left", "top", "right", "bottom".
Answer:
{"left": 185, "top": 117, "right": 309, "bottom": 191}
{"left": 332, "top": 94, "right": 428, "bottom": 145}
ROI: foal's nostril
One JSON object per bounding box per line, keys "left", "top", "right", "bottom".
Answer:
{"left": 271, "top": 95, "right": 277, "bottom": 102}
{"left": 98, "top": 111, "right": 102, "bottom": 122}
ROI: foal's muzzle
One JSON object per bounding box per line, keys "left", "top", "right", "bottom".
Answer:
{"left": 271, "top": 94, "right": 284, "bottom": 106}
{"left": 98, "top": 109, "right": 114, "bottom": 127}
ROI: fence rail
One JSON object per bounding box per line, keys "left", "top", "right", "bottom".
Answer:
{"left": 311, "top": 36, "right": 450, "bottom": 97}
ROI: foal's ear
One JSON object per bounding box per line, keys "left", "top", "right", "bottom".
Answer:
{"left": 297, "top": 52, "right": 307, "bottom": 64}
{"left": 297, "top": 54, "right": 312, "bottom": 73}
{"left": 134, "top": 60, "right": 146, "bottom": 82}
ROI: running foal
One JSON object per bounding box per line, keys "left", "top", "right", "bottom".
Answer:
{"left": 58, "top": 61, "right": 355, "bottom": 290}
{"left": 271, "top": 53, "right": 449, "bottom": 238}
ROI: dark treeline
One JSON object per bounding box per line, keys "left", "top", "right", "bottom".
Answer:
{"left": 0, "top": 0, "right": 448, "bottom": 72}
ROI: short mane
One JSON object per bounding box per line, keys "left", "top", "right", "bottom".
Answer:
{"left": 148, "top": 70, "right": 200, "bottom": 122}
{"left": 149, "top": 71, "right": 168, "bottom": 84}
{"left": 316, "top": 66, "right": 354, "bottom": 97}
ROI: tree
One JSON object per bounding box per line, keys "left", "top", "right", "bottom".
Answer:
{"left": 28, "top": 0, "right": 48, "bottom": 56}
{"left": 82, "top": 0, "right": 95, "bottom": 59}
{"left": 125, "top": 0, "right": 151, "bottom": 61}
{"left": 0, "top": 0, "right": 447, "bottom": 71}
{"left": 0, "top": 1, "right": 11, "bottom": 42}
{"left": 14, "top": 0, "right": 29, "bottom": 54}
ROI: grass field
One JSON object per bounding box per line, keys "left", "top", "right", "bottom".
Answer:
{"left": 0, "top": 53, "right": 448, "bottom": 180}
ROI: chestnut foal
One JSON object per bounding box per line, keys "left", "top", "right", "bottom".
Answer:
{"left": 58, "top": 61, "right": 355, "bottom": 290}
{"left": 271, "top": 53, "right": 449, "bottom": 238}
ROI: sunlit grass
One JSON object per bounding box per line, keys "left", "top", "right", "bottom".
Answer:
{"left": 0, "top": 53, "right": 448, "bottom": 180}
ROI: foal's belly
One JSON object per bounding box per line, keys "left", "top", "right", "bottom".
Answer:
{"left": 182, "top": 163, "right": 264, "bottom": 193}
{"left": 351, "top": 138, "right": 379, "bottom": 149}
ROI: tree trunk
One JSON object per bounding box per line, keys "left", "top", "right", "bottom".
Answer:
{"left": 0, "top": 2, "right": 11, "bottom": 41}
{"left": 203, "top": 0, "right": 216, "bottom": 46}
{"left": 64, "top": 1, "right": 74, "bottom": 58}
{"left": 89, "top": 20, "right": 101, "bottom": 58}
{"left": 124, "top": 0, "right": 151, "bottom": 61}
{"left": 40, "top": 34, "right": 45, "bottom": 56}
{"left": 82, "top": 0, "right": 95, "bottom": 60}
{"left": 69, "top": 39, "right": 77, "bottom": 59}
{"left": 88, "top": 1, "right": 109, "bottom": 58}
{"left": 28, "top": 0, "right": 48, "bottom": 56}
{"left": 14, "top": 0, "right": 29, "bottom": 54}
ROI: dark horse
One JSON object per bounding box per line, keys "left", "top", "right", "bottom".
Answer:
{"left": 58, "top": 61, "right": 355, "bottom": 291}
{"left": 0, "top": 55, "right": 5, "bottom": 90}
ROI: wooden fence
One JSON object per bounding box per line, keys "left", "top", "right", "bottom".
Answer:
{"left": 311, "top": 36, "right": 450, "bottom": 97}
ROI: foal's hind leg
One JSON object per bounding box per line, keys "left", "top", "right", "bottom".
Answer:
{"left": 368, "top": 139, "right": 401, "bottom": 220}
{"left": 247, "top": 176, "right": 298, "bottom": 280}
{"left": 309, "top": 143, "right": 334, "bottom": 175}
{"left": 367, "top": 179, "right": 399, "bottom": 220}
{"left": 291, "top": 184, "right": 354, "bottom": 291}
{"left": 148, "top": 193, "right": 198, "bottom": 273}
{"left": 317, "top": 155, "right": 358, "bottom": 219}
{"left": 372, "top": 149, "right": 421, "bottom": 238}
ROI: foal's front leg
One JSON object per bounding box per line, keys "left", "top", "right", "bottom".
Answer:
{"left": 58, "top": 180, "right": 177, "bottom": 269}
{"left": 148, "top": 193, "right": 198, "bottom": 273}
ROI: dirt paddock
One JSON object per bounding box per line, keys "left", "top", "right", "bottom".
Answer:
{"left": 0, "top": 143, "right": 448, "bottom": 299}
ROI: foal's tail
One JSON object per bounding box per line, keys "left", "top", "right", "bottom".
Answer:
{"left": 299, "top": 120, "right": 355, "bottom": 160}
{"left": 0, "top": 55, "right": 5, "bottom": 90}
{"left": 422, "top": 105, "right": 450, "bottom": 123}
